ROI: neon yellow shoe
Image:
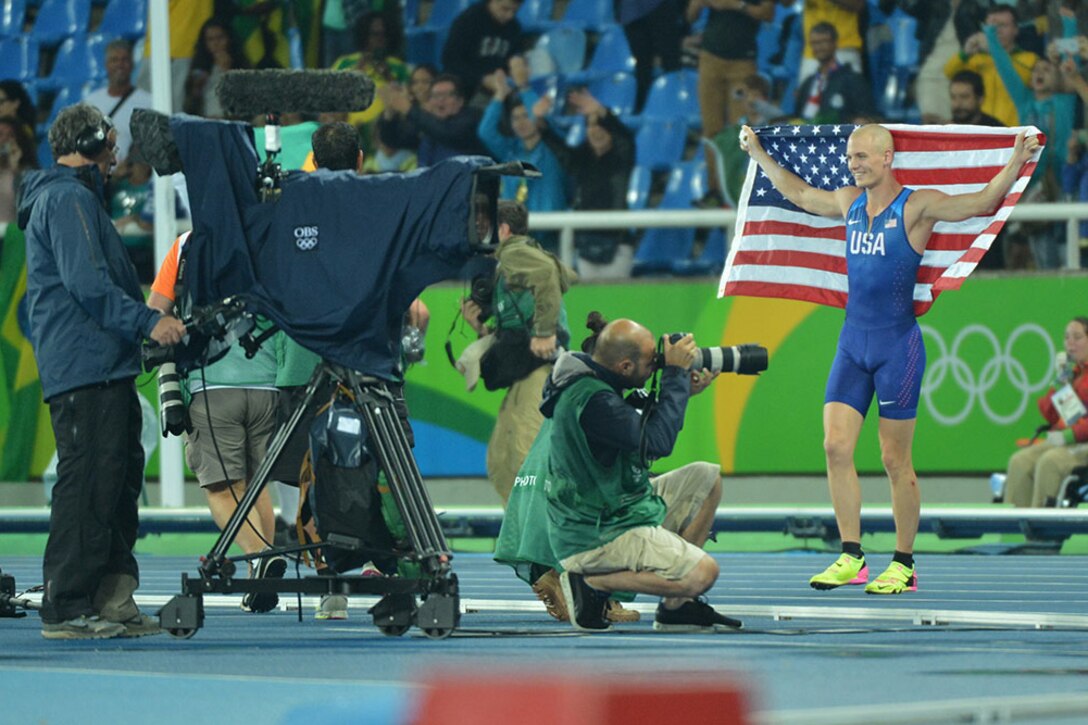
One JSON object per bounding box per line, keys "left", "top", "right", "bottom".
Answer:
{"left": 864, "top": 561, "right": 917, "bottom": 595}
{"left": 809, "top": 553, "right": 868, "bottom": 590}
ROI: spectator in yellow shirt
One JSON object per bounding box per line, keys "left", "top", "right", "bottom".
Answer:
{"left": 944, "top": 4, "right": 1038, "bottom": 127}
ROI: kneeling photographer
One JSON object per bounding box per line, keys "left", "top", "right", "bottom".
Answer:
{"left": 459, "top": 200, "right": 576, "bottom": 505}
{"left": 544, "top": 319, "right": 753, "bottom": 633}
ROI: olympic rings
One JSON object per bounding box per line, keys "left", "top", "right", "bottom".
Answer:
{"left": 920, "top": 323, "right": 1054, "bottom": 426}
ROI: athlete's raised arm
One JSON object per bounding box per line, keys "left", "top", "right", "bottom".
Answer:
{"left": 911, "top": 130, "right": 1041, "bottom": 223}
{"left": 740, "top": 125, "right": 861, "bottom": 219}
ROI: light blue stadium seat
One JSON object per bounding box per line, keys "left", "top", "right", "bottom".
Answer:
{"left": 658, "top": 159, "right": 707, "bottom": 209}
{"left": 632, "top": 227, "right": 695, "bottom": 275}
{"left": 405, "top": 0, "right": 471, "bottom": 67}
{"left": 626, "top": 165, "right": 651, "bottom": 210}
{"left": 588, "top": 71, "right": 635, "bottom": 116}
{"left": 0, "top": 0, "right": 26, "bottom": 38}
{"left": 890, "top": 10, "right": 919, "bottom": 69}
{"left": 634, "top": 117, "right": 686, "bottom": 171}
{"left": 768, "top": 7, "right": 803, "bottom": 116}
{"left": 561, "top": 0, "right": 614, "bottom": 32}
{"left": 39, "top": 34, "right": 101, "bottom": 91}
{"left": 673, "top": 227, "right": 727, "bottom": 276}
{"left": 517, "top": 0, "right": 554, "bottom": 32}
{"left": 96, "top": 0, "right": 146, "bottom": 42}
{"left": 37, "top": 135, "right": 53, "bottom": 167}
{"left": 28, "top": 0, "right": 90, "bottom": 48}
{"left": 402, "top": 0, "right": 420, "bottom": 27}
{"left": 534, "top": 25, "right": 586, "bottom": 75}
{"left": 640, "top": 70, "right": 699, "bottom": 128}
{"left": 565, "top": 23, "right": 634, "bottom": 84}
{"left": 0, "top": 36, "right": 39, "bottom": 81}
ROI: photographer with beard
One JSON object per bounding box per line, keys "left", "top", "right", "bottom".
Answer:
{"left": 460, "top": 200, "right": 575, "bottom": 506}
{"left": 543, "top": 319, "right": 741, "bottom": 633}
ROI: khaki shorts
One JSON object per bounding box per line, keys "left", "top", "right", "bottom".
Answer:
{"left": 185, "top": 388, "right": 278, "bottom": 487}
{"left": 560, "top": 462, "right": 720, "bottom": 581}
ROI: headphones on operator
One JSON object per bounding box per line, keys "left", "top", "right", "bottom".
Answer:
{"left": 74, "top": 116, "right": 114, "bottom": 159}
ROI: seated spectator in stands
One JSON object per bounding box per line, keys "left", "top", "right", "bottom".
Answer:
{"left": 409, "top": 63, "right": 438, "bottom": 108}
{"left": 330, "top": 11, "right": 410, "bottom": 157}
{"left": 378, "top": 74, "right": 488, "bottom": 167}
{"left": 622, "top": 0, "right": 685, "bottom": 114}
{"left": 441, "top": 0, "right": 525, "bottom": 102}
{"left": 989, "top": 18, "right": 1078, "bottom": 269}
{"left": 477, "top": 72, "right": 567, "bottom": 249}
{"left": 0, "top": 80, "right": 38, "bottom": 137}
{"left": 799, "top": 0, "right": 865, "bottom": 83}
{"left": 690, "top": 0, "right": 776, "bottom": 209}
{"left": 183, "top": 17, "right": 250, "bottom": 118}
{"left": 880, "top": 0, "right": 989, "bottom": 124}
{"left": 364, "top": 122, "right": 417, "bottom": 173}
{"left": 85, "top": 40, "right": 153, "bottom": 164}
{"left": 537, "top": 89, "right": 635, "bottom": 279}
{"left": 944, "top": 4, "right": 1038, "bottom": 127}
{"left": 949, "top": 69, "right": 1005, "bottom": 125}
{"left": 1004, "top": 316, "right": 1088, "bottom": 508}
{"left": 738, "top": 72, "right": 785, "bottom": 125}
{"left": 0, "top": 116, "right": 39, "bottom": 226}
{"left": 795, "top": 23, "right": 874, "bottom": 124}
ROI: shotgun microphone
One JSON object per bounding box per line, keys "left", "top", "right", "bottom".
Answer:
{"left": 215, "top": 69, "right": 376, "bottom": 117}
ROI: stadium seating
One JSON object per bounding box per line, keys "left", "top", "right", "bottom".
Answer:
{"left": 587, "top": 71, "right": 636, "bottom": 117}
{"left": 37, "top": 34, "right": 104, "bottom": 91}
{"left": 516, "top": 0, "right": 554, "bottom": 32}
{"left": 404, "top": 0, "right": 471, "bottom": 67}
{"left": 564, "top": 23, "right": 634, "bottom": 85}
{"left": 0, "top": 36, "right": 39, "bottom": 81}
{"left": 0, "top": 0, "right": 26, "bottom": 38}
{"left": 95, "top": 0, "right": 147, "bottom": 43}
{"left": 36, "top": 82, "right": 90, "bottom": 136}
{"left": 634, "top": 118, "right": 687, "bottom": 171}
{"left": 632, "top": 227, "right": 695, "bottom": 275}
{"left": 533, "top": 25, "right": 586, "bottom": 76}
{"left": 673, "top": 227, "right": 727, "bottom": 276}
{"left": 560, "top": 0, "right": 615, "bottom": 32}
{"left": 626, "top": 165, "right": 651, "bottom": 210}
{"left": 28, "top": 0, "right": 90, "bottom": 48}
{"left": 640, "top": 70, "right": 700, "bottom": 129}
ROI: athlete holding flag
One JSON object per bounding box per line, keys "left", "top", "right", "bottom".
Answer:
{"left": 739, "top": 123, "right": 1040, "bottom": 594}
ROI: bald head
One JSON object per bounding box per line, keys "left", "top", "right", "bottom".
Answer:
{"left": 849, "top": 124, "right": 894, "bottom": 154}
{"left": 592, "top": 319, "right": 654, "bottom": 369}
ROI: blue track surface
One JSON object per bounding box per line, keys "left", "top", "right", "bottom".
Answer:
{"left": 2, "top": 552, "right": 1087, "bottom": 724}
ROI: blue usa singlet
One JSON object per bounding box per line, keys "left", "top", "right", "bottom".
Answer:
{"left": 825, "top": 188, "right": 926, "bottom": 419}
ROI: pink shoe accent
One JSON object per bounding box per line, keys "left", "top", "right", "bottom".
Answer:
{"left": 907, "top": 571, "right": 918, "bottom": 592}
{"left": 849, "top": 565, "right": 869, "bottom": 585}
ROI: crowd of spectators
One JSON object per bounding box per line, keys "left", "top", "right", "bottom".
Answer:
{"left": 8, "top": 0, "right": 1088, "bottom": 275}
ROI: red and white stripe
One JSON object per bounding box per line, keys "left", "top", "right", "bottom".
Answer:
{"left": 718, "top": 124, "right": 1044, "bottom": 315}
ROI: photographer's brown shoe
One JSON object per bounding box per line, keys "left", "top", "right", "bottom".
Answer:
{"left": 531, "top": 569, "right": 568, "bottom": 621}
{"left": 605, "top": 599, "right": 640, "bottom": 623}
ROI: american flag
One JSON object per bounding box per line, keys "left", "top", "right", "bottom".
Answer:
{"left": 717, "top": 124, "right": 1044, "bottom": 315}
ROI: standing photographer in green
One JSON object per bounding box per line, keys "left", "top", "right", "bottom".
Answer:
{"left": 459, "top": 200, "right": 575, "bottom": 505}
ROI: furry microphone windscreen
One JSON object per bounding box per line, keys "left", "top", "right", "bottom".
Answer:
{"left": 216, "top": 69, "right": 376, "bottom": 117}
{"left": 130, "top": 108, "right": 183, "bottom": 176}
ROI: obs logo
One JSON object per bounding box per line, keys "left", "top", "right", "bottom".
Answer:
{"left": 920, "top": 323, "right": 1054, "bottom": 425}
{"left": 294, "top": 225, "right": 319, "bottom": 251}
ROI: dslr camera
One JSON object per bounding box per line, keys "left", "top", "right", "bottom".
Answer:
{"left": 657, "top": 333, "right": 768, "bottom": 375}
{"left": 468, "top": 274, "right": 495, "bottom": 322}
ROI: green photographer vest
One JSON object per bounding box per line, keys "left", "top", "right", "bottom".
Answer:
{"left": 544, "top": 376, "right": 666, "bottom": 561}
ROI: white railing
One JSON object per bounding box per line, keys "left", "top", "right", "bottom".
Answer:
{"left": 532, "top": 202, "right": 1088, "bottom": 271}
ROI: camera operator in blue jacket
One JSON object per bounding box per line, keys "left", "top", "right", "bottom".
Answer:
{"left": 18, "top": 102, "right": 185, "bottom": 640}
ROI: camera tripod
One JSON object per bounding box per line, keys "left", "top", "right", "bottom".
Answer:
{"left": 158, "top": 360, "right": 459, "bottom": 639}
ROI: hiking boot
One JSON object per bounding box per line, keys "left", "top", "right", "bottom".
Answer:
{"left": 809, "top": 553, "right": 868, "bottom": 590}
{"left": 558, "top": 571, "right": 611, "bottom": 632}
{"left": 605, "top": 599, "right": 640, "bottom": 623}
{"left": 864, "top": 561, "right": 917, "bottom": 595}
{"left": 315, "top": 594, "right": 349, "bottom": 621}
{"left": 240, "top": 550, "right": 288, "bottom": 613}
{"left": 652, "top": 598, "right": 742, "bottom": 633}
{"left": 42, "top": 615, "right": 125, "bottom": 640}
{"left": 531, "top": 569, "right": 568, "bottom": 622}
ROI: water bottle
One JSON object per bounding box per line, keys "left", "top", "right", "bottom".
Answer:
{"left": 989, "top": 473, "right": 1007, "bottom": 503}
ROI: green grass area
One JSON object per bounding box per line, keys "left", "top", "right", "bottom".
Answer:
{"left": 3, "top": 532, "right": 1087, "bottom": 557}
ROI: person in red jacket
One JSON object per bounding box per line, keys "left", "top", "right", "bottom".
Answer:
{"left": 1005, "top": 316, "right": 1088, "bottom": 507}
